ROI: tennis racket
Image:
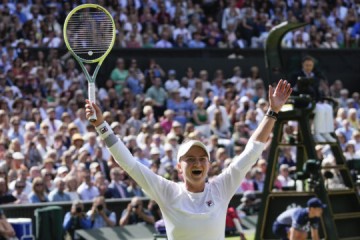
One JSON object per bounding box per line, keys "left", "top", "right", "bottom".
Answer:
{"left": 63, "top": 4, "right": 116, "bottom": 121}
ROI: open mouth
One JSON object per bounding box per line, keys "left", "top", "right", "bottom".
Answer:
{"left": 192, "top": 170, "right": 202, "bottom": 175}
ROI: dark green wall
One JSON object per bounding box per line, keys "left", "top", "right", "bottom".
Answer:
{"left": 32, "top": 48, "right": 360, "bottom": 93}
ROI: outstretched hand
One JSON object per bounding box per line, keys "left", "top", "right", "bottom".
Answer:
{"left": 85, "top": 100, "right": 104, "bottom": 127}
{"left": 268, "top": 79, "right": 292, "bottom": 113}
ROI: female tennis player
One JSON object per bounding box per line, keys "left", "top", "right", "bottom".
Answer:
{"left": 85, "top": 80, "right": 292, "bottom": 240}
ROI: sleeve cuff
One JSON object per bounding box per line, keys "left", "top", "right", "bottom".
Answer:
{"left": 95, "top": 121, "right": 113, "bottom": 140}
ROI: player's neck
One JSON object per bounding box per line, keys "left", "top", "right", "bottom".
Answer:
{"left": 185, "top": 182, "right": 205, "bottom": 193}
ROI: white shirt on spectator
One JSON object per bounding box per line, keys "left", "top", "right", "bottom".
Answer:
{"left": 173, "top": 28, "right": 191, "bottom": 42}
{"left": 9, "top": 180, "right": 32, "bottom": 196}
{"left": 155, "top": 40, "right": 173, "bottom": 48}
{"left": 42, "top": 36, "right": 62, "bottom": 48}
{"left": 165, "top": 79, "right": 180, "bottom": 92}
{"left": 179, "top": 86, "right": 192, "bottom": 99}
{"left": 73, "top": 118, "right": 88, "bottom": 135}
{"left": 123, "top": 22, "right": 142, "bottom": 33}
{"left": 206, "top": 104, "right": 230, "bottom": 130}
{"left": 41, "top": 118, "right": 63, "bottom": 135}
{"left": 77, "top": 182, "right": 100, "bottom": 201}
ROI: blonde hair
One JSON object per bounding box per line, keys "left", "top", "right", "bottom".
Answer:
{"left": 143, "top": 105, "right": 153, "bottom": 115}
{"left": 194, "top": 96, "right": 205, "bottom": 105}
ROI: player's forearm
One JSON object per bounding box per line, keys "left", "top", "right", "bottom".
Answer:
{"left": 250, "top": 115, "right": 276, "bottom": 143}
{"left": 95, "top": 122, "right": 137, "bottom": 172}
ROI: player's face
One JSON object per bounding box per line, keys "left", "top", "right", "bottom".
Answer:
{"left": 177, "top": 146, "right": 210, "bottom": 192}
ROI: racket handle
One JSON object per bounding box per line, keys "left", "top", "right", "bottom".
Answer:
{"left": 88, "top": 82, "right": 97, "bottom": 122}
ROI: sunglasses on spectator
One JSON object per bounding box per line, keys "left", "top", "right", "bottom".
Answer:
{"left": 16, "top": 185, "right": 25, "bottom": 189}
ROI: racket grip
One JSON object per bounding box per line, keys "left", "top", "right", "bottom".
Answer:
{"left": 88, "top": 82, "right": 97, "bottom": 122}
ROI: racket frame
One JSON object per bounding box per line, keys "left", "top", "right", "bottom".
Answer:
{"left": 63, "top": 4, "right": 116, "bottom": 121}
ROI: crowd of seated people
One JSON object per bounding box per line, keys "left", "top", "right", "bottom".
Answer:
{"left": 0, "top": 47, "right": 359, "bottom": 208}
{"left": 1, "top": 0, "right": 360, "bottom": 50}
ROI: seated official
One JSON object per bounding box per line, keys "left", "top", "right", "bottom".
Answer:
{"left": 119, "top": 197, "right": 155, "bottom": 226}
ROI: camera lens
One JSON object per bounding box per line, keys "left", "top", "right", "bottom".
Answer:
{"left": 97, "top": 205, "right": 103, "bottom": 211}
{"left": 76, "top": 207, "right": 82, "bottom": 213}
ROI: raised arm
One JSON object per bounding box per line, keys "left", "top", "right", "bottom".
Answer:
{"left": 250, "top": 79, "right": 292, "bottom": 143}
{"left": 85, "top": 100, "right": 178, "bottom": 205}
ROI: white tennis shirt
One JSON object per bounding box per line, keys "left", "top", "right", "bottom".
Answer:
{"left": 96, "top": 122, "right": 265, "bottom": 240}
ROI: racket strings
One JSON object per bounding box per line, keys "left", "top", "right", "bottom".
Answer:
{"left": 65, "top": 9, "right": 114, "bottom": 60}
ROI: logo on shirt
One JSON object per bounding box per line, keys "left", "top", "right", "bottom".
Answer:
{"left": 100, "top": 126, "right": 108, "bottom": 134}
{"left": 206, "top": 200, "right": 214, "bottom": 207}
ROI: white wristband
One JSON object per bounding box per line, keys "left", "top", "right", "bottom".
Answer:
{"left": 95, "top": 121, "right": 113, "bottom": 140}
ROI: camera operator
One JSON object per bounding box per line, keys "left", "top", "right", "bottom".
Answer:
{"left": 119, "top": 196, "right": 155, "bottom": 226}
{"left": 87, "top": 196, "right": 116, "bottom": 228}
{"left": 63, "top": 200, "right": 91, "bottom": 240}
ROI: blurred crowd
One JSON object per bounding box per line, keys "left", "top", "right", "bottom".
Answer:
{"left": 2, "top": 0, "right": 360, "bottom": 49}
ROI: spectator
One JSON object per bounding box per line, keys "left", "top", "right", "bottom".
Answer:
{"left": 276, "top": 164, "right": 295, "bottom": 190}
{"left": 164, "top": 69, "right": 180, "bottom": 93}
{"left": 48, "top": 178, "right": 71, "bottom": 202}
{"left": 167, "top": 88, "right": 192, "bottom": 126}
{"left": 110, "top": 58, "right": 128, "bottom": 94}
{"left": 192, "top": 96, "right": 211, "bottom": 138}
{"left": 0, "top": 178, "right": 16, "bottom": 204}
{"left": 126, "top": 67, "right": 143, "bottom": 94}
{"left": 92, "top": 146, "right": 111, "bottom": 182}
{"left": 210, "top": 109, "right": 231, "bottom": 140}
{"left": 28, "top": 176, "right": 49, "bottom": 203}
{"left": 63, "top": 200, "right": 91, "bottom": 240}
{"left": 8, "top": 168, "right": 32, "bottom": 195}
{"left": 12, "top": 179, "right": 29, "bottom": 204}
{"left": 145, "top": 77, "right": 168, "bottom": 120}
{"left": 107, "top": 167, "right": 130, "bottom": 199}
{"left": 188, "top": 32, "right": 206, "bottom": 48}
{"left": 126, "top": 108, "right": 143, "bottom": 134}
{"left": 119, "top": 196, "right": 155, "bottom": 226}
{"left": 173, "top": 19, "right": 191, "bottom": 43}
{"left": 64, "top": 176, "right": 80, "bottom": 201}
{"left": 155, "top": 30, "right": 173, "bottom": 48}
{"left": 77, "top": 170, "right": 99, "bottom": 201}
{"left": 279, "top": 147, "right": 296, "bottom": 171}
{"left": 87, "top": 196, "right": 116, "bottom": 228}
{"left": 253, "top": 168, "right": 264, "bottom": 192}
{"left": 126, "top": 177, "right": 145, "bottom": 197}
{"left": 239, "top": 171, "right": 255, "bottom": 193}
{"left": 142, "top": 106, "right": 156, "bottom": 126}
